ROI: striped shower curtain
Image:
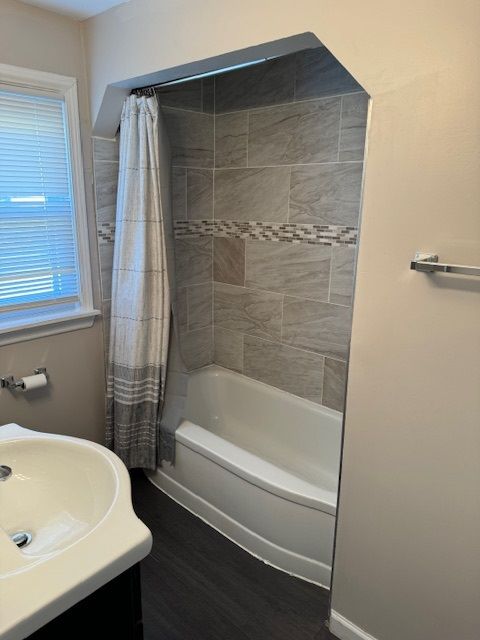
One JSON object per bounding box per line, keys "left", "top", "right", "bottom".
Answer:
{"left": 106, "top": 94, "right": 170, "bottom": 469}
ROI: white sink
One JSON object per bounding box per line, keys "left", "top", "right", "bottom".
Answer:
{"left": 0, "top": 423, "right": 152, "bottom": 640}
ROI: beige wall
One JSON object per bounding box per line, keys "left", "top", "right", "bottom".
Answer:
{"left": 82, "top": 1, "right": 480, "bottom": 638}
{"left": 0, "top": 0, "right": 105, "bottom": 443}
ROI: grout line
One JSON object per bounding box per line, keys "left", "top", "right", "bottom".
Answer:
{"left": 212, "top": 78, "right": 216, "bottom": 361}
{"left": 212, "top": 324, "right": 216, "bottom": 362}
{"left": 161, "top": 105, "right": 211, "bottom": 116}
{"left": 293, "top": 51, "right": 297, "bottom": 101}
{"left": 213, "top": 78, "right": 216, "bottom": 221}
{"left": 211, "top": 280, "right": 214, "bottom": 352}
{"left": 319, "top": 355, "right": 325, "bottom": 405}
{"left": 171, "top": 160, "right": 363, "bottom": 171}
{"left": 240, "top": 332, "right": 245, "bottom": 374}
{"left": 280, "top": 293, "right": 285, "bottom": 342}
{"left": 213, "top": 325, "right": 347, "bottom": 375}
{"left": 212, "top": 167, "right": 216, "bottom": 221}
{"left": 213, "top": 75, "right": 216, "bottom": 117}
{"left": 227, "top": 330, "right": 348, "bottom": 364}
{"left": 287, "top": 165, "right": 292, "bottom": 222}
{"left": 327, "top": 245, "right": 334, "bottom": 303}
{"left": 177, "top": 237, "right": 356, "bottom": 250}
{"left": 213, "top": 85, "right": 216, "bottom": 170}
{"left": 337, "top": 96, "right": 343, "bottom": 162}
{"left": 211, "top": 321, "right": 214, "bottom": 363}
{"left": 214, "top": 90, "right": 366, "bottom": 117}
{"left": 180, "top": 280, "right": 212, "bottom": 289}
{"left": 213, "top": 280, "right": 352, "bottom": 307}
{"left": 243, "top": 237, "right": 247, "bottom": 287}
{"left": 211, "top": 241, "right": 214, "bottom": 348}
{"left": 184, "top": 167, "right": 188, "bottom": 220}
{"left": 246, "top": 110, "right": 250, "bottom": 168}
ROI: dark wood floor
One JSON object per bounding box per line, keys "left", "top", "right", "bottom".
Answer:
{"left": 131, "top": 471, "right": 337, "bottom": 640}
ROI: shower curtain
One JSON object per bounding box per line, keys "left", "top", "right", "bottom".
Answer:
{"left": 106, "top": 94, "right": 170, "bottom": 470}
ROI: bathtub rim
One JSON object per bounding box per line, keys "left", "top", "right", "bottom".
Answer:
{"left": 175, "top": 421, "right": 337, "bottom": 516}
{"left": 147, "top": 449, "right": 333, "bottom": 588}
{"left": 184, "top": 363, "right": 343, "bottom": 502}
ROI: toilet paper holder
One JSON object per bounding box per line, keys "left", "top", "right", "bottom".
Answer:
{"left": 1, "top": 367, "right": 47, "bottom": 391}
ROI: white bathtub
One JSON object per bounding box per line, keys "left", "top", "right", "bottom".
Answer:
{"left": 147, "top": 365, "right": 343, "bottom": 587}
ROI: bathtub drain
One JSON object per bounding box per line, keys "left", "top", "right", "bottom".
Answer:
{"left": 10, "top": 531, "right": 32, "bottom": 548}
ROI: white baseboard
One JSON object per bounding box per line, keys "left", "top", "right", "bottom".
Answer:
{"left": 329, "top": 611, "right": 379, "bottom": 640}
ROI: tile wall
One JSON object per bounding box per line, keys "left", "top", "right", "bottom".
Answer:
{"left": 93, "top": 46, "right": 368, "bottom": 411}
{"left": 92, "top": 136, "right": 119, "bottom": 362}
{"left": 159, "top": 77, "right": 216, "bottom": 371}
{"left": 159, "top": 46, "right": 368, "bottom": 411}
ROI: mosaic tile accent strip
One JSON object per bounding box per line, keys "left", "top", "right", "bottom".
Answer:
{"left": 174, "top": 220, "right": 358, "bottom": 246}
{"left": 97, "top": 222, "right": 116, "bottom": 245}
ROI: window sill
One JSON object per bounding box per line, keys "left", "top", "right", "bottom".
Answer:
{"left": 0, "top": 308, "right": 101, "bottom": 347}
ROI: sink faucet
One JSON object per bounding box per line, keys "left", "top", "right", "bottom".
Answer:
{"left": 0, "top": 465, "right": 12, "bottom": 481}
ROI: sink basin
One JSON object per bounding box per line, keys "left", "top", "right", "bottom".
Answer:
{"left": 0, "top": 424, "right": 152, "bottom": 639}
{"left": 1, "top": 437, "right": 118, "bottom": 562}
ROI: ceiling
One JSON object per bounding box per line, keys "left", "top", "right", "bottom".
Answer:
{"left": 18, "top": 0, "right": 128, "bottom": 20}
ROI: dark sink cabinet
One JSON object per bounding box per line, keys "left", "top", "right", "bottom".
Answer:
{"left": 26, "top": 564, "right": 143, "bottom": 640}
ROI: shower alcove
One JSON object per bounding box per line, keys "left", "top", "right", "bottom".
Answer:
{"left": 93, "top": 33, "right": 369, "bottom": 587}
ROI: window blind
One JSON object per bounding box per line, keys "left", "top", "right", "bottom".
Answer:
{"left": 0, "top": 90, "right": 79, "bottom": 312}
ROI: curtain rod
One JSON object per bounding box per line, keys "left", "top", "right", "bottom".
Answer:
{"left": 131, "top": 56, "right": 279, "bottom": 96}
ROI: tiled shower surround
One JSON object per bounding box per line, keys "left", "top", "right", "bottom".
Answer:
{"left": 92, "top": 136, "right": 119, "bottom": 361}
{"left": 93, "top": 46, "right": 368, "bottom": 412}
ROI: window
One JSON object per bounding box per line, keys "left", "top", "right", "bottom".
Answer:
{"left": 0, "top": 64, "right": 98, "bottom": 345}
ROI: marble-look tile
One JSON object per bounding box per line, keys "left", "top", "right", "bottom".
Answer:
{"left": 163, "top": 328, "right": 189, "bottom": 393}
{"left": 330, "top": 246, "right": 356, "bottom": 305}
{"left": 215, "top": 55, "right": 295, "bottom": 114}
{"left": 172, "top": 167, "right": 187, "bottom": 220}
{"left": 322, "top": 358, "right": 347, "bottom": 412}
{"left": 214, "top": 327, "right": 244, "bottom": 372}
{"left": 163, "top": 107, "right": 214, "bottom": 167}
{"left": 180, "top": 327, "right": 213, "bottom": 371}
{"left": 339, "top": 93, "right": 369, "bottom": 161}
{"left": 215, "top": 112, "right": 248, "bottom": 168}
{"left": 175, "top": 287, "right": 188, "bottom": 333}
{"left": 214, "top": 167, "right": 290, "bottom": 221}
{"left": 244, "top": 336, "right": 324, "bottom": 402}
{"left": 289, "top": 162, "right": 363, "bottom": 226}
{"left": 202, "top": 77, "right": 215, "bottom": 114}
{"left": 94, "top": 161, "right": 118, "bottom": 225}
{"left": 99, "top": 242, "right": 114, "bottom": 301}
{"left": 214, "top": 282, "right": 282, "bottom": 341}
{"left": 282, "top": 297, "right": 352, "bottom": 360}
{"left": 245, "top": 241, "right": 330, "bottom": 300}
{"left": 156, "top": 80, "right": 202, "bottom": 111}
{"left": 101, "top": 299, "right": 111, "bottom": 360}
{"left": 248, "top": 98, "right": 340, "bottom": 166}
{"left": 188, "top": 283, "right": 213, "bottom": 331}
{"left": 214, "top": 237, "right": 245, "bottom": 286}
{"left": 187, "top": 169, "right": 213, "bottom": 219}
{"left": 175, "top": 237, "right": 212, "bottom": 288}
{"left": 93, "top": 137, "right": 119, "bottom": 163}
{"left": 295, "top": 47, "right": 362, "bottom": 101}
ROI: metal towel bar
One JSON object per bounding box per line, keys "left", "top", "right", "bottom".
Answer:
{"left": 410, "top": 252, "right": 480, "bottom": 276}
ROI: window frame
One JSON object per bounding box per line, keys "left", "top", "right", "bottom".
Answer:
{"left": 0, "top": 63, "right": 99, "bottom": 346}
